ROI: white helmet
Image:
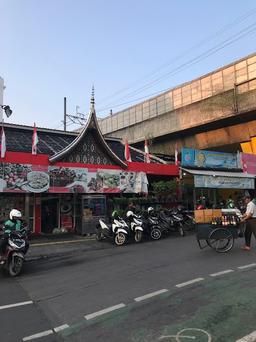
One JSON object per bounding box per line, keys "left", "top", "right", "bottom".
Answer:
{"left": 10, "top": 209, "right": 22, "bottom": 220}
{"left": 126, "top": 210, "right": 134, "bottom": 218}
{"left": 148, "top": 207, "right": 154, "bottom": 213}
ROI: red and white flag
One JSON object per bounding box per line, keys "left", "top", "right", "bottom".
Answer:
{"left": 0, "top": 127, "right": 6, "bottom": 158}
{"left": 144, "top": 140, "right": 150, "bottom": 163}
{"left": 174, "top": 144, "right": 178, "bottom": 165}
{"left": 32, "top": 123, "right": 39, "bottom": 155}
{"left": 124, "top": 138, "right": 131, "bottom": 162}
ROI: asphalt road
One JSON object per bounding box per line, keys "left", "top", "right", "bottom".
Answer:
{"left": 1, "top": 233, "right": 256, "bottom": 341}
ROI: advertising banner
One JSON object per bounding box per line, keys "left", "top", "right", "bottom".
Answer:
{"left": 194, "top": 175, "right": 254, "bottom": 189}
{"left": 0, "top": 163, "right": 148, "bottom": 194}
{"left": 181, "top": 148, "right": 240, "bottom": 169}
{"left": 241, "top": 153, "right": 256, "bottom": 174}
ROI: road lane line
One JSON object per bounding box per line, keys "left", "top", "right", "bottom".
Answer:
{"left": 22, "top": 330, "right": 53, "bottom": 341}
{"left": 175, "top": 278, "right": 204, "bottom": 288}
{"left": 210, "top": 269, "right": 234, "bottom": 277}
{"left": 238, "top": 263, "right": 256, "bottom": 270}
{"left": 85, "top": 303, "right": 126, "bottom": 320}
{"left": 0, "top": 300, "right": 33, "bottom": 310}
{"left": 53, "top": 324, "right": 70, "bottom": 333}
{"left": 134, "top": 289, "right": 169, "bottom": 302}
{"left": 236, "top": 330, "right": 256, "bottom": 341}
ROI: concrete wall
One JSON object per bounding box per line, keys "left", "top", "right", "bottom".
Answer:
{"left": 99, "top": 53, "right": 256, "bottom": 146}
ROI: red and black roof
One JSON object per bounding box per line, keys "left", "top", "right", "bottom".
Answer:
{"left": 2, "top": 90, "right": 166, "bottom": 167}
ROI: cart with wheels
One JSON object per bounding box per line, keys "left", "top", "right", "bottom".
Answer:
{"left": 195, "top": 208, "right": 243, "bottom": 253}
{"left": 196, "top": 223, "right": 239, "bottom": 253}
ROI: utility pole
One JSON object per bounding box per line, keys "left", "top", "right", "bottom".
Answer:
{"left": 64, "top": 97, "right": 67, "bottom": 131}
{"left": 0, "top": 77, "right": 4, "bottom": 122}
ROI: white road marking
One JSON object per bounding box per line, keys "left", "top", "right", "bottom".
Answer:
{"left": 210, "top": 269, "right": 234, "bottom": 277}
{"left": 22, "top": 330, "right": 53, "bottom": 341}
{"left": 236, "top": 330, "right": 256, "bottom": 342}
{"left": 85, "top": 303, "right": 126, "bottom": 320}
{"left": 0, "top": 300, "right": 33, "bottom": 310}
{"left": 134, "top": 289, "right": 169, "bottom": 302}
{"left": 159, "top": 328, "right": 212, "bottom": 341}
{"left": 175, "top": 278, "right": 204, "bottom": 288}
{"left": 53, "top": 324, "right": 70, "bottom": 333}
{"left": 238, "top": 263, "right": 256, "bottom": 270}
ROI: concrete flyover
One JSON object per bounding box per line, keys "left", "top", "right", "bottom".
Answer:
{"left": 99, "top": 53, "right": 256, "bottom": 154}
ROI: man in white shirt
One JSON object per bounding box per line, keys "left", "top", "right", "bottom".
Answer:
{"left": 240, "top": 195, "right": 256, "bottom": 251}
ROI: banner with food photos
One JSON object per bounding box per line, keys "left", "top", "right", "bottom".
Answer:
{"left": 0, "top": 163, "right": 148, "bottom": 194}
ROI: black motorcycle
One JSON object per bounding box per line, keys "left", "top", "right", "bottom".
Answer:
{"left": 0, "top": 228, "right": 29, "bottom": 277}
{"left": 159, "top": 210, "right": 185, "bottom": 237}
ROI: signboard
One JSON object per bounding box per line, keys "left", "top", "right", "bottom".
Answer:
{"left": 181, "top": 148, "right": 240, "bottom": 169}
{"left": 0, "top": 163, "right": 148, "bottom": 194}
{"left": 194, "top": 175, "right": 254, "bottom": 189}
{"left": 241, "top": 153, "right": 256, "bottom": 174}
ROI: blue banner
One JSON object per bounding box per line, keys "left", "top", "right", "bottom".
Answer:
{"left": 181, "top": 148, "right": 239, "bottom": 169}
{"left": 194, "top": 175, "right": 254, "bottom": 189}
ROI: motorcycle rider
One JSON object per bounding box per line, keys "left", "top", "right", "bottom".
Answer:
{"left": 0, "top": 209, "right": 26, "bottom": 261}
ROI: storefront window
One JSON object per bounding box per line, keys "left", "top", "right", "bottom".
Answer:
{"left": 82, "top": 195, "right": 106, "bottom": 218}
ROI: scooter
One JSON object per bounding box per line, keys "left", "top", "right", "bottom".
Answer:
{"left": 0, "top": 228, "right": 29, "bottom": 277}
{"left": 126, "top": 211, "right": 144, "bottom": 243}
{"left": 96, "top": 217, "right": 129, "bottom": 246}
{"left": 159, "top": 210, "right": 185, "bottom": 237}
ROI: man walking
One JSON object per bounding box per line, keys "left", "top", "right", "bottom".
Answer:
{"left": 240, "top": 194, "right": 256, "bottom": 251}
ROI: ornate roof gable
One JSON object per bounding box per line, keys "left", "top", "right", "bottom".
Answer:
{"left": 49, "top": 88, "right": 127, "bottom": 168}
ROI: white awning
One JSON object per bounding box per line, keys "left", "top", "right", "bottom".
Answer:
{"left": 182, "top": 168, "right": 256, "bottom": 179}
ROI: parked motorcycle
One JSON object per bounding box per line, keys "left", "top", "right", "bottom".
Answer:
{"left": 159, "top": 210, "right": 185, "bottom": 237}
{"left": 0, "top": 228, "right": 29, "bottom": 277}
{"left": 96, "top": 214, "right": 130, "bottom": 246}
{"left": 174, "top": 206, "right": 195, "bottom": 232}
{"left": 142, "top": 207, "right": 168, "bottom": 240}
{"left": 126, "top": 211, "right": 144, "bottom": 243}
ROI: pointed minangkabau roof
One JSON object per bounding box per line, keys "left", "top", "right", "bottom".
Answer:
{"left": 49, "top": 87, "right": 127, "bottom": 168}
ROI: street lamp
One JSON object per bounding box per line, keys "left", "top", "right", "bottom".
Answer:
{"left": 0, "top": 105, "right": 12, "bottom": 118}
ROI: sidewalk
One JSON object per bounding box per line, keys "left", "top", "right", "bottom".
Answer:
{"left": 30, "top": 233, "right": 95, "bottom": 246}
{"left": 27, "top": 233, "right": 97, "bottom": 261}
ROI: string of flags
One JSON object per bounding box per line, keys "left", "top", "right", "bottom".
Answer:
{"left": 0, "top": 122, "right": 39, "bottom": 159}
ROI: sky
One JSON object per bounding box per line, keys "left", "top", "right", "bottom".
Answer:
{"left": 1, "top": 0, "right": 256, "bottom": 130}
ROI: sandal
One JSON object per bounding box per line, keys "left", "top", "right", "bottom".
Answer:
{"left": 241, "top": 246, "right": 251, "bottom": 251}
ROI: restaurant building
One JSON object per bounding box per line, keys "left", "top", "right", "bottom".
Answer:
{"left": 0, "top": 93, "right": 179, "bottom": 235}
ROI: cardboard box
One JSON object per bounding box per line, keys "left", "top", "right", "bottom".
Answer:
{"left": 212, "top": 209, "right": 222, "bottom": 218}
{"left": 194, "top": 210, "right": 205, "bottom": 223}
{"left": 204, "top": 209, "right": 213, "bottom": 223}
{"left": 194, "top": 209, "right": 222, "bottom": 223}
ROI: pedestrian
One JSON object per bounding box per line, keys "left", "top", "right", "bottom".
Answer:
{"left": 240, "top": 194, "right": 256, "bottom": 251}
{"left": 126, "top": 201, "right": 136, "bottom": 213}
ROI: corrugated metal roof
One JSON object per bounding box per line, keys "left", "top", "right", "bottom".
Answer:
{"left": 182, "top": 168, "right": 255, "bottom": 178}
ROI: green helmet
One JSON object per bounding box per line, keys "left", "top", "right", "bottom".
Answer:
{"left": 112, "top": 210, "right": 118, "bottom": 219}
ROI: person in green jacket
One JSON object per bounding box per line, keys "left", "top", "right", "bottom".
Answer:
{"left": 0, "top": 209, "right": 23, "bottom": 259}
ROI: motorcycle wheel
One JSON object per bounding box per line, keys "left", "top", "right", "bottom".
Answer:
{"left": 134, "top": 230, "right": 143, "bottom": 243}
{"left": 179, "top": 226, "right": 185, "bottom": 237}
{"left": 114, "top": 232, "right": 127, "bottom": 246}
{"left": 183, "top": 219, "right": 195, "bottom": 231}
{"left": 96, "top": 232, "right": 103, "bottom": 241}
{"left": 8, "top": 256, "right": 23, "bottom": 277}
{"left": 150, "top": 228, "right": 162, "bottom": 240}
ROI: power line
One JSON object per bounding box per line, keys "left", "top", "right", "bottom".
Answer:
{"left": 98, "top": 7, "right": 256, "bottom": 106}
{"left": 98, "top": 21, "right": 256, "bottom": 113}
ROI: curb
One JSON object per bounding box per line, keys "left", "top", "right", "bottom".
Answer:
{"left": 30, "top": 237, "right": 95, "bottom": 247}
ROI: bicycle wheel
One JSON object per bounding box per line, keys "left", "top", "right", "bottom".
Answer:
{"left": 206, "top": 228, "right": 234, "bottom": 253}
